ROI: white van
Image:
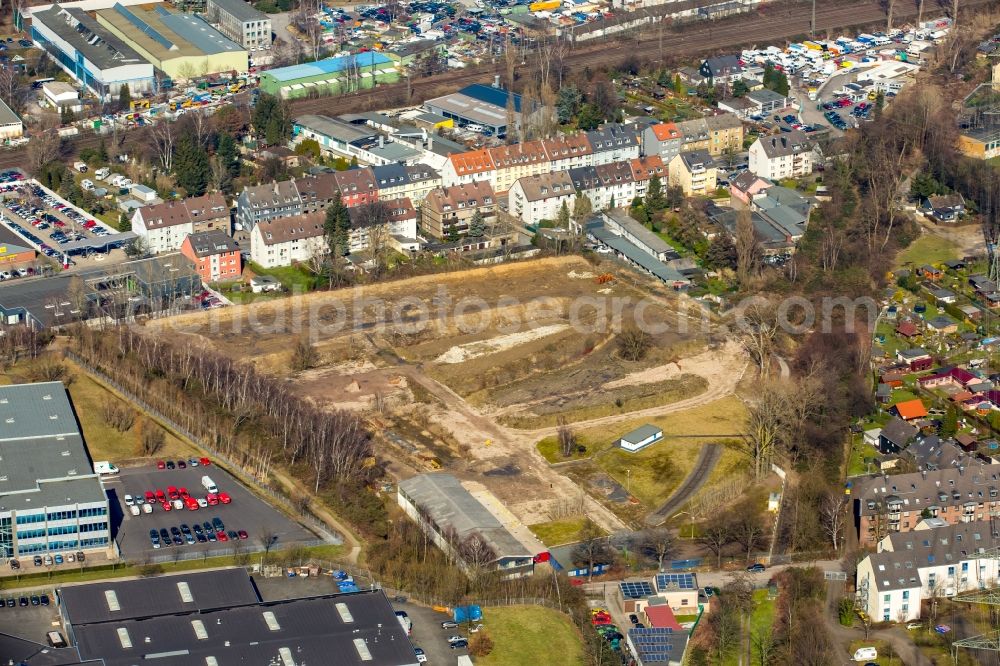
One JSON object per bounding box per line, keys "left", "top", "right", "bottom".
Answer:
{"left": 95, "top": 167, "right": 111, "bottom": 180}
{"left": 81, "top": 179, "right": 95, "bottom": 192}
{"left": 853, "top": 647, "right": 877, "bottom": 662}
{"left": 94, "top": 461, "right": 120, "bottom": 476}
{"left": 202, "top": 475, "right": 218, "bottom": 493}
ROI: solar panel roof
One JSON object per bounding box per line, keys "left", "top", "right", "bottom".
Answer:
{"left": 619, "top": 581, "right": 654, "bottom": 599}
{"left": 655, "top": 573, "right": 696, "bottom": 591}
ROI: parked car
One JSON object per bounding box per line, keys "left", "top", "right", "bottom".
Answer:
{"left": 441, "top": 621, "right": 458, "bottom": 629}
{"left": 746, "top": 563, "right": 766, "bottom": 573}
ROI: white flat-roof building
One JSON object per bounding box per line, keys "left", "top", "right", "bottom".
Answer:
{"left": 40, "top": 81, "right": 82, "bottom": 113}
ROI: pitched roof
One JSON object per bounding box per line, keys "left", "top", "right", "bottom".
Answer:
{"left": 928, "top": 193, "right": 965, "bottom": 210}
{"left": 184, "top": 229, "right": 239, "bottom": 258}
{"left": 424, "top": 181, "right": 495, "bottom": 213}
{"left": 488, "top": 140, "right": 548, "bottom": 167}
{"left": 138, "top": 192, "right": 228, "bottom": 229}
{"left": 649, "top": 122, "right": 682, "bottom": 141}
{"left": 254, "top": 211, "right": 325, "bottom": 246}
{"left": 512, "top": 171, "right": 575, "bottom": 202}
{"left": 242, "top": 179, "right": 300, "bottom": 209}
{"left": 334, "top": 168, "right": 377, "bottom": 195}
{"left": 894, "top": 399, "right": 928, "bottom": 420}
{"left": 347, "top": 197, "right": 416, "bottom": 228}
{"left": 756, "top": 130, "right": 812, "bottom": 158}
{"left": 448, "top": 148, "right": 496, "bottom": 176}
{"left": 540, "top": 133, "right": 593, "bottom": 160}
{"left": 854, "top": 463, "right": 1000, "bottom": 518}
{"left": 629, "top": 155, "right": 666, "bottom": 182}
{"left": 644, "top": 605, "right": 683, "bottom": 630}
{"left": 880, "top": 416, "right": 918, "bottom": 447}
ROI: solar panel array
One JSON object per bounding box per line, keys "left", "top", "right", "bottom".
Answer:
{"left": 113, "top": 3, "right": 175, "bottom": 51}
{"left": 619, "top": 581, "right": 654, "bottom": 599}
{"left": 656, "top": 573, "right": 696, "bottom": 590}
{"left": 629, "top": 627, "right": 675, "bottom": 663}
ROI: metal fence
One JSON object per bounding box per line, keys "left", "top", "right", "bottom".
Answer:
{"left": 65, "top": 351, "right": 342, "bottom": 546}
{"left": 140, "top": 538, "right": 329, "bottom": 565}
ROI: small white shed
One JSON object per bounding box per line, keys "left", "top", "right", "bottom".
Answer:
{"left": 619, "top": 424, "right": 664, "bottom": 452}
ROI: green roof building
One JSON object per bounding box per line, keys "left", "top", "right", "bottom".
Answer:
{"left": 259, "top": 52, "right": 398, "bottom": 99}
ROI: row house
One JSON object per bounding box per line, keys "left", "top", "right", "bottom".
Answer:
{"left": 508, "top": 171, "right": 576, "bottom": 226}
{"left": 489, "top": 140, "right": 551, "bottom": 193}
{"left": 668, "top": 150, "right": 717, "bottom": 197}
{"left": 641, "top": 122, "right": 684, "bottom": 163}
{"left": 249, "top": 211, "right": 326, "bottom": 269}
{"left": 586, "top": 125, "right": 642, "bottom": 165}
{"left": 568, "top": 162, "right": 637, "bottom": 211}
{"left": 346, "top": 197, "right": 418, "bottom": 253}
{"left": 630, "top": 156, "right": 666, "bottom": 199}
{"left": 675, "top": 114, "right": 744, "bottom": 156}
{"left": 856, "top": 519, "right": 1000, "bottom": 622}
{"left": 441, "top": 148, "right": 496, "bottom": 187}
{"left": 372, "top": 163, "right": 441, "bottom": 204}
{"left": 334, "top": 168, "right": 379, "bottom": 207}
{"left": 853, "top": 463, "right": 1000, "bottom": 547}
{"left": 131, "top": 193, "right": 230, "bottom": 254}
{"left": 541, "top": 133, "right": 593, "bottom": 171}
{"left": 236, "top": 179, "right": 303, "bottom": 231}
{"left": 421, "top": 181, "right": 497, "bottom": 239}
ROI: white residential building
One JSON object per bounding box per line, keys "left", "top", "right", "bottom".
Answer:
{"left": 508, "top": 171, "right": 576, "bottom": 226}
{"left": 130, "top": 193, "right": 230, "bottom": 254}
{"left": 748, "top": 131, "right": 814, "bottom": 181}
{"left": 249, "top": 211, "right": 326, "bottom": 268}
{"left": 856, "top": 519, "right": 1000, "bottom": 623}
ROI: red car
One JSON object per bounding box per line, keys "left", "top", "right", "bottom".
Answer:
{"left": 144, "top": 491, "right": 155, "bottom": 503}
{"left": 167, "top": 486, "right": 179, "bottom": 500}
{"left": 237, "top": 530, "right": 248, "bottom": 540}
{"left": 160, "top": 501, "right": 172, "bottom": 512}
{"left": 185, "top": 497, "right": 199, "bottom": 511}
{"left": 206, "top": 493, "right": 219, "bottom": 506}
{"left": 155, "top": 489, "right": 166, "bottom": 503}
{"left": 179, "top": 487, "right": 189, "bottom": 498}
{"left": 218, "top": 492, "right": 231, "bottom": 505}
{"left": 216, "top": 531, "right": 228, "bottom": 542}
{"left": 199, "top": 457, "right": 211, "bottom": 466}
{"left": 156, "top": 460, "right": 166, "bottom": 470}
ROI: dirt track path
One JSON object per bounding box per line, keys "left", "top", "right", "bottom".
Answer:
{"left": 388, "top": 338, "right": 749, "bottom": 534}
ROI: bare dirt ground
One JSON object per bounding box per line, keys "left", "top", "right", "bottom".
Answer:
{"left": 148, "top": 257, "right": 747, "bottom": 534}
{"left": 918, "top": 218, "right": 985, "bottom": 257}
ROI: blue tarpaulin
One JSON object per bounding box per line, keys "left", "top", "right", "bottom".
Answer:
{"left": 454, "top": 605, "right": 483, "bottom": 622}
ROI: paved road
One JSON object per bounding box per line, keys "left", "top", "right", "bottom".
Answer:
{"left": 644, "top": 443, "right": 722, "bottom": 526}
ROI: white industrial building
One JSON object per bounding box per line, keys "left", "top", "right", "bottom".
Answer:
{"left": 30, "top": 3, "right": 155, "bottom": 101}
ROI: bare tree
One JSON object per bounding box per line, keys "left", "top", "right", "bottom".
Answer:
{"left": 820, "top": 492, "right": 847, "bottom": 551}
{"left": 556, "top": 416, "right": 577, "bottom": 458}
{"left": 258, "top": 529, "right": 279, "bottom": 560}
{"left": 458, "top": 532, "right": 497, "bottom": 577}
{"left": 634, "top": 528, "right": 676, "bottom": 571}
{"left": 735, "top": 299, "right": 778, "bottom": 378}
{"left": 617, "top": 327, "right": 652, "bottom": 361}
{"left": 571, "top": 519, "right": 613, "bottom": 580}
{"left": 752, "top": 626, "right": 777, "bottom": 666}
{"left": 148, "top": 120, "right": 175, "bottom": 172}
{"left": 731, "top": 503, "right": 767, "bottom": 562}
{"left": 27, "top": 131, "right": 62, "bottom": 175}
{"left": 698, "top": 521, "right": 733, "bottom": 568}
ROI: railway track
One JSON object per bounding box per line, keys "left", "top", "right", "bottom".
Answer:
{"left": 0, "top": 0, "right": 993, "bottom": 169}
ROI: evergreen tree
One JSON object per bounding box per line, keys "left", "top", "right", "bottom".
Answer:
{"left": 118, "top": 83, "right": 131, "bottom": 112}
{"left": 97, "top": 138, "right": 109, "bottom": 164}
{"left": 763, "top": 64, "right": 789, "bottom": 96}
{"left": 174, "top": 134, "right": 210, "bottom": 196}
{"left": 60, "top": 106, "right": 74, "bottom": 125}
{"left": 732, "top": 79, "right": 749, "bottom": 98}
{"left": 941, "top": 406, "right": 959, "bottom": 438}
{"left": 572, "top": 191, "right": 593, "bottom": 223}
{"left": 557, "top": 200, "right": 570, "bottom": 228}
{"left": 217, "top": 133, "right": 240, "bottom": 180}
{"left": 645, "top": 174, "right": 666, "bottom": 213}
{"left": 468, "top": 209, "right": 485, "bottom": 237}
{"left": 556, "top": 85, "right": 583, "bottom": 124}
{"left": 324, "top": 192, "right": 351, "bottom": 257}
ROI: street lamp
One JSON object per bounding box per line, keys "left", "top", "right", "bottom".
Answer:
{"left": 625, "top": 469, "right": 631, "bottom": 494}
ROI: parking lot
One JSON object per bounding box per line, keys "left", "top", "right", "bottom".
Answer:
{"left": 106, "top": 461, "right": 319, "bottom": 561}
{"left": 0, "top": 585, "right": 62, "bottom": 647}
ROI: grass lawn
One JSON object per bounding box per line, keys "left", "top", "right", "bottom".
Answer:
{"left": 528, "top": 517, "right": 603, "bottom": 547}
{"left": 537, "top": 434, "right": 599, "bottom": 463}
{"left": 847, "top": 436, "right": 881, "bottom": 477}
{"left": 247, "top": 261, "right": 318, "bottom": 291}
{"left": 62, "top": 359, "right": 195, "bottom": 462}
{"left": 896, "top": 234, "right": 960, "bottom": 269}
{"left": 721, "top": 590, "right": 776, "bottom": 666}
{"left": 574, "top": 397, "right": 746, "bottom": 509}
{"left": 475, "top": 605, "right": 585, "bottom": 666}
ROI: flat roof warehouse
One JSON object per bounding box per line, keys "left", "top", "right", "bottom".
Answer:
{"left": 265, "top": 52, "right": 394, "bottom": 82}
{"left": 60, "top": 569, "right": 420, "bottom": 666}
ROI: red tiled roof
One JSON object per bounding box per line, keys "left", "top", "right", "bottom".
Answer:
{"left": 650, "top": 123, "right": 681, "bottom": 141}
{"left": 449, "top": 149, "right": 496, "bottom": 175}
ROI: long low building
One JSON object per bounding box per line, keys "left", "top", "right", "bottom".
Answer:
{"left": 31, "top": 3, "right": 156, "bottom": 101}
{"left": 57, "top": 568, "right": 420, "bottom": 666}
{"left": 398, "top": 473, "right": 538, "bottom": 578}
{"left": 95, "top": 3, "right": 247, "bottom": 81}
{"left": 0, "top": 381, "right": 111, "bottom": 560}
{"left": 425, "top": 83, "right": 523, "bottom": 137}
{"left": 260, "top": 52, "right": 398, "bottom": 99}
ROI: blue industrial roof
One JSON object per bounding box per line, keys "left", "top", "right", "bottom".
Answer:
{"left": 459, "top": 83, "right": 522, "bottom": 113}
{"left": 160, "top": 13, "right": 243, "bottom": 54}
{"left": 266, "top": 53, "right": 393, "bottom": 82}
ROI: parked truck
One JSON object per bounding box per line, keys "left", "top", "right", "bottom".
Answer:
{"left": 73, "top": 161, "right": 87, "bottom": 173}
{"left": 201, "top": 475, "right": 218, "bottom": 493}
